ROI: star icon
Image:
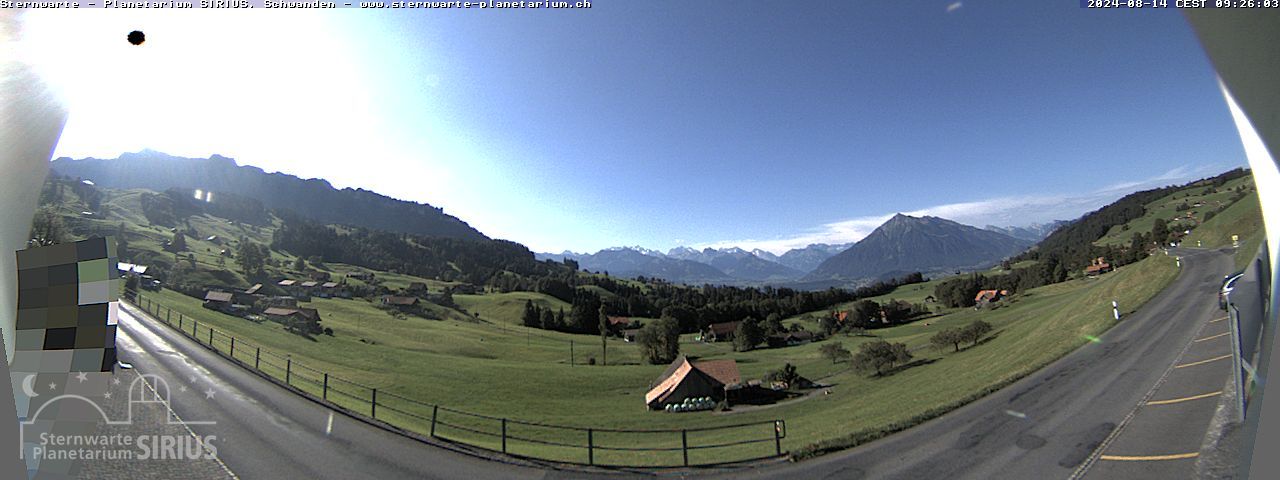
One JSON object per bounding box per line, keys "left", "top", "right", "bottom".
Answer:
{"left": 204, "top": 388, "right": 216, "bottom": 400}
{"left": 189, "top": 375, "right": 196, "bottom": 383}
{"left": 75, "top": 372, "right": 88, "bottom": 383}
{"left": 48, "top": 382, "right": 57, "bottom": 391}
{"left": 112, "top": 377, "right": 121, "bottom": 385}
{"left": 179, "top": 385, "right": 188, "bottom": 393}
{"left": 103, "top": 392, "right": 112, "bottom": 400}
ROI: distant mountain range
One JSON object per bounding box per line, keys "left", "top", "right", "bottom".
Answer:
{"left": 804, "top": 214, "right": 1032, "bottom": 282}
{"left": 535, "top": 248, "right": 735, "bottom": 285}
{"left": 983, "top": 220, "right": 1071, "bottom": 242}
{"left": 537, "top": 215, "right": 1038, "bottom": 287}
{"left": 50, "top": 151, "right": 485, "bottom": 240}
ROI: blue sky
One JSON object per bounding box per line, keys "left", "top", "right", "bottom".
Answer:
{"left": 39, "top": 2, "right": 1245, "bottom": 254}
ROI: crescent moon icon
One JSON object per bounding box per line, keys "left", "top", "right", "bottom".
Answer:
{"left": 21, "top": 374, "right": 39, "bottom": 398}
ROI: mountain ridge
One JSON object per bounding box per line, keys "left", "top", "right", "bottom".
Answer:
{"left": 50, "top": 151, "right": 486, "bottom": 240}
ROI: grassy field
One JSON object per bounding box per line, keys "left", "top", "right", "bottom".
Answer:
{"left": 1183, "top": 190, "right": 1265, "bottom": 271}
{"left": 129, "top": 250, "right": 1180, "bottom": 465}
{"left": 1095, "top": 175, "right": 1255, "bottom": 247}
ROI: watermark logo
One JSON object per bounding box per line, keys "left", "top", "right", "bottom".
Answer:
{"left": 19, "top": 374, "right": 218, "bottom": 462}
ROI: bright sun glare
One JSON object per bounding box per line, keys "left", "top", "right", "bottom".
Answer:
{"left": 18, "top": 11, "right": 381, "bottom": 166}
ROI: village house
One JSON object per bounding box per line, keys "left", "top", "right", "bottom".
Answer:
{"left": 317, "top": 281, "right": 349, "bottom": 299}
{"left": 202, "top": 291, "right": 235, "bottom": 313}
{"left": 974, "top": 289, "right": 1008, "bottom": 308}
{"left": 700, "top": 321, "right": 741, "bottom": 342}
{"left": 262, "top": 307, "right": 320, "bottom": 328}
{"left": 606, "top": 316, "right": 633, "bottom": 335}
{"left": 1084, "top": 257, "right": 1113, "bottom": 276}
{"left": 381, "top": 295, "right": 420, "bottom": 311}
{"left": 622, "top": 328, "right": 641, "bottom": 343}
{"left": 644, "top": 356, "right": 741, "bottom": 410}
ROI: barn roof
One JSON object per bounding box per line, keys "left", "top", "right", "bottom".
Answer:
{"left": 204, "top": 291, "right": 233, "bottom": 303}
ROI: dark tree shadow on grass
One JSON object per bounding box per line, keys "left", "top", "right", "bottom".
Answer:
{"left": 878, "top": 358, "right": 937, "bottom": 378}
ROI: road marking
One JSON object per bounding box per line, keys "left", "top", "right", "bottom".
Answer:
{"left": 1194, "top": 332, "right": 1229, "bottom": 342}
{"left": 326, "top": 411, "right": 334, "bottom": 435}
{"left": 1146, "top": 391, "right": 1222, "bottom": 405}
{"left": 1098, "top": 452, "right": 1199, "bottom": 461}
{"left": 1175, "top": 354, "right": 1232, "bottom": 369}
{"left": 1210, "top": 316, "right": 1228, "bottom": 323}
{"left": 1067, "top": 317, "right": 1213, "bottom": 480}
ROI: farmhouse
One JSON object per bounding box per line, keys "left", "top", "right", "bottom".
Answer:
{"left": 644, "top": 356, "right": 741, "bottom": 410}
{"left": 381, "top": 295, "right": 420, "bottom": 311}
{"left": 263, "top": 306, "right": 319, "bottom": 322}
{"left": 622, "top": 328, "right": 641, "bottom": 343}
{"left": 1084, "top": 257, "right": 1113, "bottom": 276}
{"left": 202, "top": 291, "right": 234, "bottom": 313}
{"left": 606, "top": 316, "right": 632, "bottom": 334}
{"left": 318, "top": 281, "right": 349, "bottom": 298}
{"left": 974, "top": 289, "right": 1007, "bottom": 307}
{"left": 244, "top": 283, "right": 263, "bottom": 295}
{"left": 700, "top": 321, "right": 741, "bottom": 342}
{"left": 406, "top": 282, "right": 429, "bottom": 294}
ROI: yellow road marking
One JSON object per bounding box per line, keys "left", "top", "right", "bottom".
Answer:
{"left": 1146, "top": 391, "right": 1222, "bottom": 405}
{"left": 1195, "top": 332, "right": 1230, "bottom": 342}
{"left": 1175, "top": 354, "right": 1232, "bottom": 369}
{"left": 1210, "top": 316, "right": 1228, "bottom": 323}
{"left": 1099, "top": 453, "right": 1199, "bottom": 461}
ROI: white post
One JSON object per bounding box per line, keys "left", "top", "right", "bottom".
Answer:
{"left": 1176, "top": 257, "right": 1181, "bottom": 268}
{"left": 1113, "top": 300, "right": 1120, "bottom": 320}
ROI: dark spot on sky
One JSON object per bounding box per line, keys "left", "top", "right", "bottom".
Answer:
{"left": 128, "top": 31, "right": 145, "bottom": 46}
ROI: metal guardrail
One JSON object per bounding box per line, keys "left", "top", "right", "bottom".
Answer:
{"left": 1226, "top": 243, "right": 1270, "bottom": 421}
{"left": 122, "top": 289, "right": 787, "bottom": 468}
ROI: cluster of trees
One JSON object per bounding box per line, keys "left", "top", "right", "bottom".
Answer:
{"left": 521, "top": 300, "right": 568, "bottom": 331}
{"left": 817, "top": 298, "right": 929, "bottom": 335}
{"left": 929, "top": 320, "right": 994, "bottom": 352}
{"left": 637, "top": 316, "right": 681, "bottom": 364}
{"left": 851, "top": 340, "right": 913, "bottom": 376}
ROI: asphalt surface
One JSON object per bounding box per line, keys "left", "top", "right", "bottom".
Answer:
{"left": 711, "top": 247, "right": 1235, "bottom": 480}
{"left": 114, "top": 247, "right": 1233, "bottom": 480}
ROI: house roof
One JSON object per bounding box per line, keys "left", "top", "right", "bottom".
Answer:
{"left": 300, "top": 281, "right": 319, "bottom": 287}
{"left": 693, "top": 359, "right": 741, "bottom": 386}
{"left": 707, "top": 321, "right": 740, "bottom": 336}
{"left": 204, "top": 291, "right": 234, "bottom": 303}
{"left": 382, "top": 295, "right": 419, "bottom": 306}
{"left": 607, "top": 316, "right": 631, "bottom": 326}
{"left": 644, "top": 356, "right": 741, "bottom": 406}
{"left": 263, "top": 307, "right": 300, "bottom": 316}
{"left": 244, "top": 284, "right": 263, "bottom": 295}
{"left": 278, "top": 279, "right": 296, "bottom": 286}
{"left": 975, "top": 290, "right": 1001, "bottom": 302}
{"left": 321, "top": 282, "right": 340, "bottom": 288}
{"left": 834, "top": 311, "right": 849, "bottom": 323}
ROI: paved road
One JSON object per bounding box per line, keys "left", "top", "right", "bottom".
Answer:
{"left": 710, "top": 247, "right": 1235, "bottom": 480}
{"left": 114, "top": 247, "right": 1233, "bottom": 479}
{"left": 115, "top": 302, "right": 562, "bottom": 480}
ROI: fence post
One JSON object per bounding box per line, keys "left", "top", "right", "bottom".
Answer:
{"left": 588, "top": 428, "right": 594, "bottom": 465}
{"left": 193, "top": 320, "right": 198, "bottom": 338}
{"left": 774, "top": 421, "right": 782, "bottom": 456}
{"left": 371, "top": 389, "right": 378, "bottom": 418}
{"left": 682, "top": 429, "right": 689, "bottom": 467}
{"left": 166, "top": 309, "right": 170, "bottom": 323}
{"left": 209, "top": 328, "right": 214, "bottom": 347}
{"left": 286, "top": 358, "right": 292, "bottom": 385}
{"left": 178, "top": 313, "right": 183, "bottom": 331}
{"left": 323, "top": 373, "right": 329, "bottom": 401}
{"left": 430, "top": 405, "right": 438, "bottom": 437}
{"left": 501, "top": 418, "right": 507, "bottom": 454}
{"left": 230, "top": 337, "right": 236, "bottom": 358}
{"left": 255, "top": 347, "right": 261, "bottom": 370}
